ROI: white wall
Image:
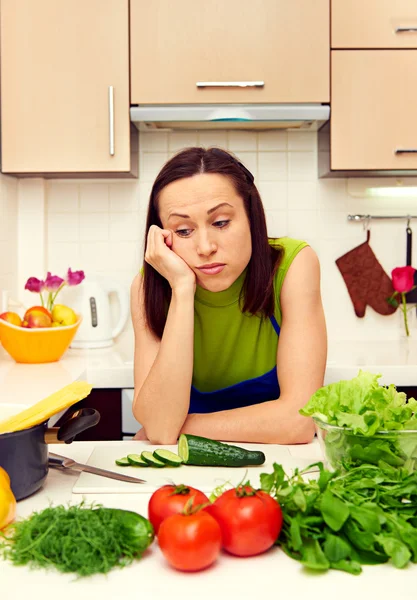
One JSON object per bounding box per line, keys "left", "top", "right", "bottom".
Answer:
{"left": 0, "top": 174, "right": 18, "bottom": 308}
{"left": 12, "top": 129, "right": 417, "bottom": 341}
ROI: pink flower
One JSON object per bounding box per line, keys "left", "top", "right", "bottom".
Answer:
{"left": 66, "top": 268, "right": 85, "bottom": 286}
{"left": 24, "top": 277, "right": 45, "bottom": 293}
{"left": 392, "top": 266, "right": 416, "bottom": 293}
{"left": 44, "top": 272, "right": 64, "bottom": 292}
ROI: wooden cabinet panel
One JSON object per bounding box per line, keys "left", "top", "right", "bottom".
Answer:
{"left": 1, "top": 0, "right": 135, "bottom": 176}
{"left": 131, "top": 0, "right": 329, "bottom": 104}
{"left": 332, "top": 0, "right": 417, "bottom": 49}
{"left": 331, "top": 51, "right": 417, "bottom": 171}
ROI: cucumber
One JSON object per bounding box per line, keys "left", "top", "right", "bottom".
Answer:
{"left": 115, "top": 457, "right": 131, "bottom": 467}
{"left": 178, "top": 434, "right": 265, "bottom": 467}
{"left": 126, "top": 454, "right": 150, "bottom": 467}
{"left": 153, "top": 449, "right": 183, "bottom": 467}
{"left": 140, "top": 451, "right": 166, "bottom": 468}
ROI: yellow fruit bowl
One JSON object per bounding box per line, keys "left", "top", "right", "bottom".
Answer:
{"left": 0, "top": 317, "right": 82, "bottom": 364}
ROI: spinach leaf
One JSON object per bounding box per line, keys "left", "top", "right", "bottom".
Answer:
{"left": 323, "top": 532, "right": 351, "bottom": 562}
{"left": 320, "top": 489, "right": 349, "bottom": 531}
{"left": 376, "top": 537, "right": 411, "bottom": 568}
{"left": 300, "top": 539, "right": 329, "bottom": 571}
{"left": 330, "top": 559, "right": 362, "bottom": 575}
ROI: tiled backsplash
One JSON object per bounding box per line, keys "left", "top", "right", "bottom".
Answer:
{"left": 4, "top": 129, "right": 417, "bottom": 340}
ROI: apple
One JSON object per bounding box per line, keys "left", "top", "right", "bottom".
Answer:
{"left": 51, "top": 304, "right": 77, "bottom": 326}
{"left": 27, "top": 313, "right": 52, "bottom": 328}
{"left": 22, "top": 306, "right": 52, "bottom": 328}
{"left": 0, "top": 312, "right": 22, "bottom": 327}
{"left": 23, "top": 306, "right": 52, "bottom": 321}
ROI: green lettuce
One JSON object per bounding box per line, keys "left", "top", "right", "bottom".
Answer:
{"left": 300, "top": 370, "right": 417, "bottom": 472}
{"left": 300, "top": 370, "right": 417, "bottom": 434}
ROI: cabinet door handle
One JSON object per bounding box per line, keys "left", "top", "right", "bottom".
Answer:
{"left": 109, "top": 85, "right": 115, "bottom": 156}
{"left": 395, "top": 27, "right": 417, "bottom": 33}
{"left": 196, "top": 81, "right": 264, "bottom": 88}
{"left": 395, "top": 149, "right": 417, "bottom": 154}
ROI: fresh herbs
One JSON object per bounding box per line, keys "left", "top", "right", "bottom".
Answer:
{"left": 260, "top": 461, "right": 417, "bottom": 575}
{"left": 0, "top": 502, "right": 154, "bottom": 577}
{"left": 300, "top": 370, "right": 417, "bottom": 471}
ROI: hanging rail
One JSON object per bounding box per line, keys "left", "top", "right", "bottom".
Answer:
{"left": 348, "top": 214, "right": 417, "bottom": 221}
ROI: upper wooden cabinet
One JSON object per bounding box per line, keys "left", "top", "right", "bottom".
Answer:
{"left": 331, "top": 51, "right": 417, "bottom": 171}
{"left": 130, "top": 0, "right": 329, "bottom": 104}
{"left": 332, "top": 0, "right": 417, "bottom": 49}
{"left": 0, "top": 0, "right": 136, "bottom": 177}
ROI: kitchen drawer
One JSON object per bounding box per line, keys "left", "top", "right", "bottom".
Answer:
{"left": 331, "top": 50, "right": 417, "bottom": 171}
{"left": 332, "top": 0, "right": 417, "bottom": 49}
{"left": 130, "top": 0, "right": 329, "bottom": 104}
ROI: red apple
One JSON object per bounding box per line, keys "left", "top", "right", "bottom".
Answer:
{"left": 23, "top": 306, "right": 52, "bottom": 328}
{"left": 23, "top": 306, "right": 52, "bottom": 322}
{"left": 0, "top": 312, "right": 22, "bottom": 327}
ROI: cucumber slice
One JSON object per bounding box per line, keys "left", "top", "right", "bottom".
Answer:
{"left": 126, "top": 454, "right": 150, "bottom": 467}
{"left": 178, "top": 434, "right": 265, "bottom": 467}
{"left": 115, "top": 457, "right": 131, "bottom": 467}
{"left": 153, "top": 449, "right": 183, "bottom": 467}
{"left": 141, "top": 451, "right": 166, "bottom": 468}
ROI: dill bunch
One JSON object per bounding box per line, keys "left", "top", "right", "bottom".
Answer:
{"left": 0, "top": 502, "right": 154, "bottom": 577}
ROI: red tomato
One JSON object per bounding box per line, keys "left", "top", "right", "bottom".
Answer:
{"left": 148, "top": 484, "right": 209, "bottom": 534}
{"left": 158, "top": 510, "right": 222, "bottom": 572}
{"left": 208, "top": 485, "right": 283, "bottom": 557}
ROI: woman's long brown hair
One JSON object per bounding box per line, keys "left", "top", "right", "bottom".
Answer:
{"left": 143, "top": 147, "right": 283, "bottom": 339}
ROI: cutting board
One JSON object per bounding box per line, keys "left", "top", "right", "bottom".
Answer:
{"left": 72, "top": 442, "right": 318, "bottom": 495}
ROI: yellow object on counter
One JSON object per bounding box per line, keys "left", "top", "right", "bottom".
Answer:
{"left": 0, "top": 381, "right": 93, "bottom": 434}
{"left": 0, "top": 467, "right": 16, "bottom": 530}
{"left": 0, "top": 317, "right": 81, "bottom": 364}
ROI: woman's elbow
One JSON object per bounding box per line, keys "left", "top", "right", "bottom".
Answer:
{"left": 270, "top": 417, "right": 315, "bottom": 445}
{"left": 287, "top": 418, "right": 315, "bottom": 444}
{"left": 141, "top": 417, "right": 180, "bottom": 445}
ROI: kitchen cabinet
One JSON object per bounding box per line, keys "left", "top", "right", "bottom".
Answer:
{"left": 329, "top": 50, "right": 417, "bottom": 173}
{"left": 0, "top": 0, "right": 137, "bottom": 177}
{"left": 130, "top": 0, "right": 329, "bottom": 105}
{"left": 332, "top": 0, "right": 417, "bottom": 49}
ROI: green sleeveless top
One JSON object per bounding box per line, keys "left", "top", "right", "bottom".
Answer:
{"left": 192, "top": 237, "right": 308, "bottom": 392}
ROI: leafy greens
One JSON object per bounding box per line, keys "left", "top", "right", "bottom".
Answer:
{"left": 260, "top": 461, "right": 417, "bottom": 575}
{"left": 300, "top": 370, "right": 417, "bottom": 471}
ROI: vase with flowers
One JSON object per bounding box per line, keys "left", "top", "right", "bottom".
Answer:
{"left": 387, "top": 266, "right": 417, "bottom": 337}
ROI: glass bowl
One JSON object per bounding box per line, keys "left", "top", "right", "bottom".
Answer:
{"left": 313, "top": 417, "right": 417, "bottom": 473}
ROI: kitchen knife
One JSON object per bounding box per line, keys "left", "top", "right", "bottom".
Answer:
{"left": 48, "top": 452, "right": 147, "bottom": 484}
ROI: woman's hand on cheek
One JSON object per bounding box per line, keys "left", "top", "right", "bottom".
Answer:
{"left": 145, "top": 225, "right": 196, "bottom": 292}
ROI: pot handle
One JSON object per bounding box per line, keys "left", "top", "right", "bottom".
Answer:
{"left": 44, "top": 408, "right": 100, "bottom": 444}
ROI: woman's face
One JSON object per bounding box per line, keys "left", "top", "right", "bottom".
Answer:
{"left": 158, "top": 173, "right": 252, "bottom": 292}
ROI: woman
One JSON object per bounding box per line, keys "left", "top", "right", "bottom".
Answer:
{"left": 131, "top": 147, "right": 327, "bottom": 445}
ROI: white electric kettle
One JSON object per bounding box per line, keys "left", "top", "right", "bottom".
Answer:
{"left": 62, "top": 280, "right": 130, "bottom": 348}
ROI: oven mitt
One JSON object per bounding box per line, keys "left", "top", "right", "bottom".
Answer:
{"left": 335, "top": 231, "right": 397, "bottom": 318}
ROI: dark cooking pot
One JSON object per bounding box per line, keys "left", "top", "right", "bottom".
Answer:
{"left": 0, "top": 407, "right": 100, "bottom": 501}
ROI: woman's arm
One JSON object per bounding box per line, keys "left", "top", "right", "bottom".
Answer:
{"left": 179, "top": 246, "right": 327, "bottom": 444}
{"left": 131, "top": 272, "right": 195, "bottom": 444}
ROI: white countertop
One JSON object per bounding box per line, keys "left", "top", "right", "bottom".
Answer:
{"left": 1, "top": 332, "right": 417, "bottom": 408}
{"left": 3, "top": 440, "right": 416, "bottom": 600}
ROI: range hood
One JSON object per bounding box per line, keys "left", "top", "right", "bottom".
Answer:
{"left": 130, "top": 104, "right": 330, "bottom": 132}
